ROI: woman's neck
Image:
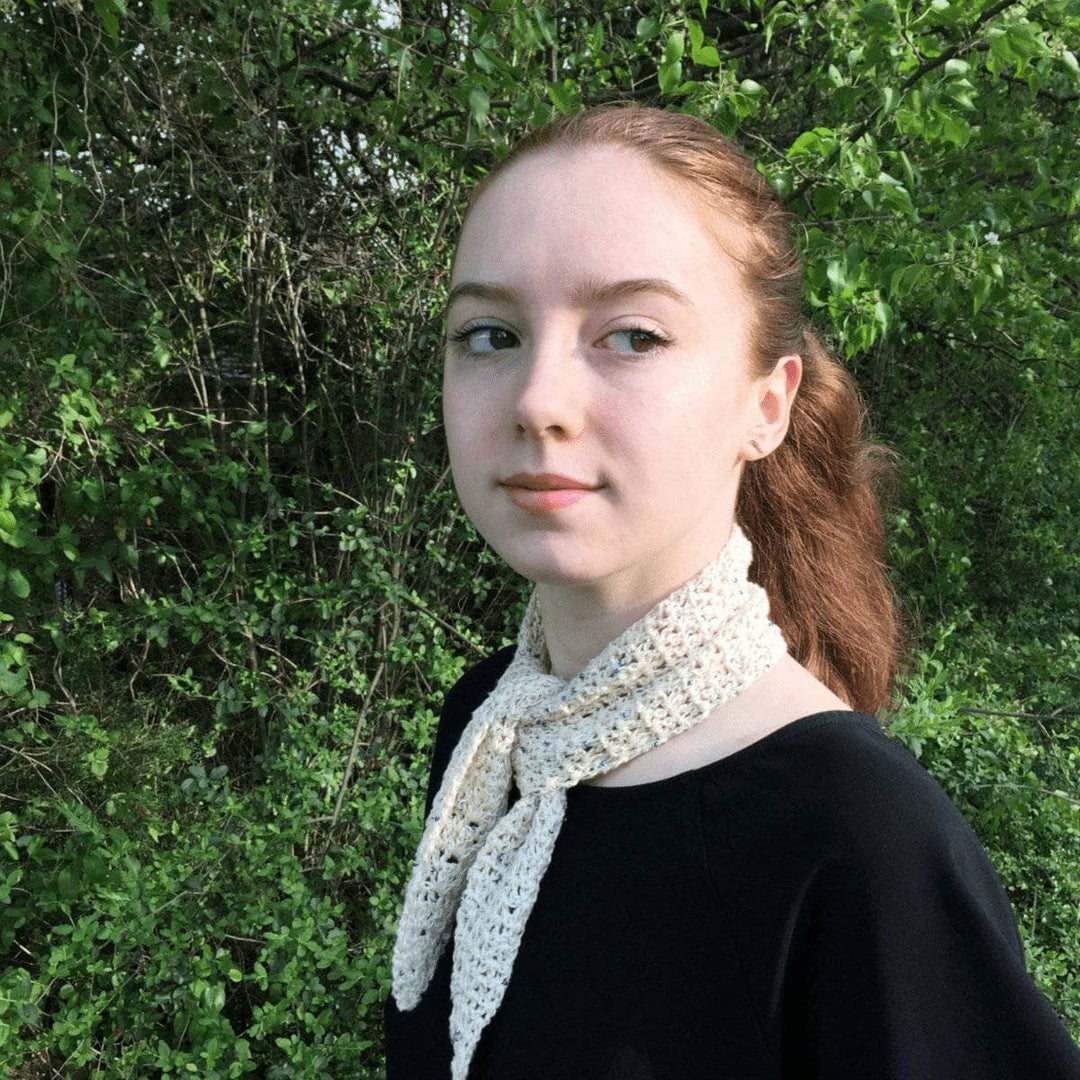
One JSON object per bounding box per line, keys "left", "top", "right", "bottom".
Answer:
{"left": 534, "top": 524, "right": 737, "bottom": 680}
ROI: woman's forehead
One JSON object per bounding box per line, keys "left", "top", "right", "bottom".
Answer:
{"left": 452, "top": 147, "right": 746, "bottom": 299}
{"left": 466, "top": 145, "right": 691, "bottom": 233}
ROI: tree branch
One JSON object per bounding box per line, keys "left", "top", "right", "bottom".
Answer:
{"left": 303, "top": 64, "right": 392, "bottom": 101}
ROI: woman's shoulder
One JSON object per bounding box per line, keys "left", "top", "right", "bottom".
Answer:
{"left": 699, "top": 693, "right": 976, "bottom": 848}
{"left": 698, "top": 699, "right": 1017, "bottom": 932}
{"left": 712, "top": 709, "right": 1080, "bottom": 1075}
{"left": 698, "top": 705, "right": 1030, "bottom": 978}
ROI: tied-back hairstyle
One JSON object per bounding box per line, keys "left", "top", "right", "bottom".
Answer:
{"left": 452, "top": 102, "right": 906, "bottom": 717}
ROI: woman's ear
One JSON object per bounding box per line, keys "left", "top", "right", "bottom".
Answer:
{"left": 743, "top": 353, "right": 802, "bottom": 460}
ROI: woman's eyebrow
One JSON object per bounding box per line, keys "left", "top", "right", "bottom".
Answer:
{"left": 444, "top": 276, "right": 698, "bottom": 318}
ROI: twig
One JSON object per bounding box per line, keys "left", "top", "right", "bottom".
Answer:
{"left": 968, "top": 781, "right": 1080, "bottom": 808}
{"left": 326, "top": 658, "right": 386, "bottom": 836}
{"left": 958, "top": 706, "right": 1080, "bottom": 720}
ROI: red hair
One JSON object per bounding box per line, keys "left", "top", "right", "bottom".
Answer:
{"left": 453, "top": 103, "right": 906, "bottom": 716}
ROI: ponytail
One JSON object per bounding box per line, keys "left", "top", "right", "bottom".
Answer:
{"left": 737, "top": 327, "right": 904, "bottom": 713}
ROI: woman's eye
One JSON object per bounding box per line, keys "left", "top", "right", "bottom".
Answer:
{"left": 450, "top": 325, "right": 517, "bottom": 354}
{"left": 603, "top": 328, "right": 669, "bottom": 356}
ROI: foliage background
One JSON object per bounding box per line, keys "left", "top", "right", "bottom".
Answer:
{"left": 1, "top": 0, "right": 1078, "bottom": 1075}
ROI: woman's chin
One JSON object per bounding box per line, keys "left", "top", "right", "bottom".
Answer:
{"left": 492, "top": 537, "right": 618, "bottom": 587}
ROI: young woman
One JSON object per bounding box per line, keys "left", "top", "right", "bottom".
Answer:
{"left": 382, "top": 104, "right": 1080, "bottom": 1080}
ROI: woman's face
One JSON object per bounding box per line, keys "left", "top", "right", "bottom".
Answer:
{"left": 442, "top": 145, "right": 773, "bottom": 594}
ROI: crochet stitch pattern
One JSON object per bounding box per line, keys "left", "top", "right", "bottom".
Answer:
{"left": 390, "top": 521, "right": 788, "bottom": 1080}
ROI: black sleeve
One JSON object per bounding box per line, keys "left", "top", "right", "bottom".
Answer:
{"left": 780, "top": 777, "right": 1080, "bottom": 1078}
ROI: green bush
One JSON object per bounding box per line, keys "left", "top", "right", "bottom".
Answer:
{"left": 2, "top": 0, "right": 1078, "bottom": 1074}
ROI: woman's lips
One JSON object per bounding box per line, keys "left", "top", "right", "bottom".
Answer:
{"left": 503, "top": 485, "right": 598, "bottom": 514}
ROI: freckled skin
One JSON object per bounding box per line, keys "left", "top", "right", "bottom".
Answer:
{"left": 443, "top": 145, "right": 800, "bottom": 678}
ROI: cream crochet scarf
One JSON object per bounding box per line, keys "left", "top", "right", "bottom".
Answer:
{"left": 390, "top": 522, "right": 787, "bottom": 1080}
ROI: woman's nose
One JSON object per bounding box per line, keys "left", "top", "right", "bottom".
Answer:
{"left": 512, "top": 333, "right": 586, "bottom": 439}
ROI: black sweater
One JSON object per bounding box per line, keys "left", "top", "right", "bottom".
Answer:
{"left": 384, "top": 645, "right": 1080, "bottom": 1079}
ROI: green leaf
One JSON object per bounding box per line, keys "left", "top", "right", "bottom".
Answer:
{"left": 695, "top": 45, "right": 721, "bottom": 68}
{"left": 1004, "top": 20, "right": 1047, "bottom": 60}
{"left": 658, "top": 60, "right": 684, "bottom": 96}
{"left": 8, "top": 568, "right": 29, "bottom": 600}
{"left": 662, "top": 32, "right": 685, "bottom": 66}
{"left": 547, "top": 79, "right": 576, "bottom": 113}
{"left": 896, "top": 149, "right": 916, "bottom": 188}
{"left": 533, "top": 5, "right": 556, "bottom": 47}
{"left": 86, "top": 747, "right": 109, "bottom": 779}
{"left": 826, "top": 259, "right": 846, "bottom": 292}
{"left": 467, "top": 87, "right": 489, "bottom": 127}
{"left": 98, "top": 9, "right": 119, "bottom": 38}
{"left": 941, "top": 112, "right": 971, "bottom": 145}
{"left": 739, "top": 79, "right": 765, "bottom": 97}
{"left": 888, "top": 263, "right": 928, "bottom": 298}
{"left": 988, "top": 29, "right": 1016, "bottom": 72}
{"left": 636, "top": 16, "right": 660, "bottom": 41}
{"left": 856, "top": 0, "right": 896, "bottom": 26}
{"left": 687, "top": 19, "right": 704, "bottom": 57}
{"left": 471, "top": 48, "right": 494, "bottom": 74}
{"left": 787, "top": 127, "right": 834, "bottom": 158}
